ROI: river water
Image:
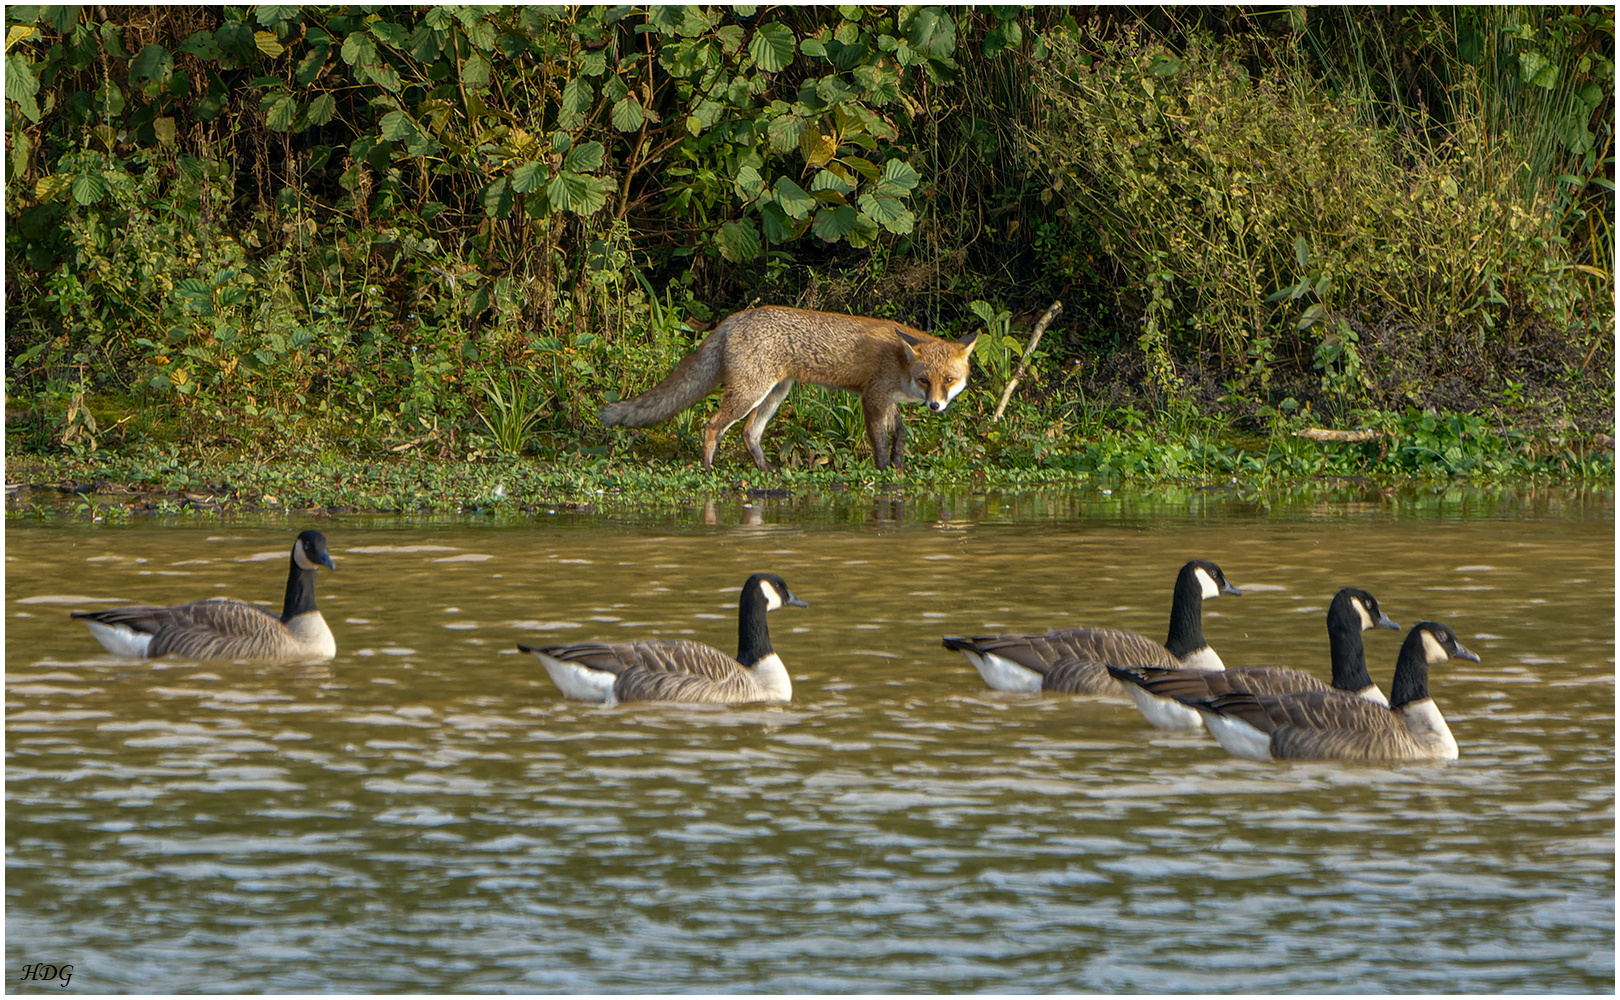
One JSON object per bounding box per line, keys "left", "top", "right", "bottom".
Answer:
{"left": 5, "top": 490, "right": 1614, "bottom": 992}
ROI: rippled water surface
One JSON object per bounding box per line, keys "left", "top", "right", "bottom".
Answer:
{"left": 6, "top": 493, "right": 1614, "bottom": 992}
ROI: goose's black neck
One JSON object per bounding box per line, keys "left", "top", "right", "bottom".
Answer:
{"left": 281, "top": 557, "right": 320, "bottom": 622}
{"left": 1326, "top": 598, "right": 1376, "bottom": 692}
{"left": 736, "top": 583, "right": 775, "bottom": 665}
{"left": 1388, "top": 629, "right": 1432, "bottom": 708}
{"left": 1164, "top": 564, "right": 1206, "bottom": 657}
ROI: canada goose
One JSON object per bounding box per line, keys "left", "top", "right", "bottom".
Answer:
{"left": 940, "top": 559, "right": 1239, "bottom": 696}
{"left": 1190, "top": 621, "right": 1478, "bottom": 762}
{"left": 71, "top": 530, "right": 337, "bottom": 662}
{"left": 519, "top": 572, "right": 808, "bottom": 705}
{"left": 1107, "top": 586, "right": 1399, "bottom": 730}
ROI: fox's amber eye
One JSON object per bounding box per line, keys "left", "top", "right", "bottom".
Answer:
{"left": 917, "top": 379, "right": 930, "bottom": 388}
{"left": 942, "top": 378, "right": 955, "bottom": 386}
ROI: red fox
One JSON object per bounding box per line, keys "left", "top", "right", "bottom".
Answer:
{"left": 600, "top": 306, "right": 978, "bottom": 471}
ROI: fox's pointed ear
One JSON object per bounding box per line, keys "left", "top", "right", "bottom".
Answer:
{"left": 895, "top": 327, "right": 921, "bottom": 360}
{"left": 956, "top": 330, "right": 979, "bottom": 352}
{"left": 895, "top": 327, "right": 923, "bottom": 346}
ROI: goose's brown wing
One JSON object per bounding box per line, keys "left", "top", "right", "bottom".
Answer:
{"left": 531, "top": 638, "right": 737, "bottom": 675}
{"left": 1038, "top": 627, "right": 1178, "bottom": 693}
{"left": 74, "top": 598, "right": 280, "bottom": 637}
{"left": 1119, "top": 664, "right": 1329, "bottom": 703}
{"left": 1207, "top": 690, "right": 1420, "bottom": 761}
{"left": 1041, "top": 656, "right": 1113, "bottom": 694}
{"left": 949, "top": 627, "right": 1174, "bottom": 693}
{"left": 613, "top": 663, "right": 769, "bottom": 704}
{"left": 77, "top": 599, "right": 295, "bottom": 659}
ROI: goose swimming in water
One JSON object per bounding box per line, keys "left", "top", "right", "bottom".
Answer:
{"left": 1106, "top": 586, "right": 1399, "bottom": 730}
{"left": 941, "top": 559, "right": 1240, "bottom": 698}
{"left": 71, "top": 529, "right": 338, "bottom": 662}
{"left": 520, "top": 572, "right": 807, "bottom": 705}
{"left": 1189, "top": 621, "right": 1478, "bottom": 762}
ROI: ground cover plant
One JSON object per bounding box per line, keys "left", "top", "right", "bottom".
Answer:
{"left": 5, "top": 6, "right": 1612, "bottom": 508}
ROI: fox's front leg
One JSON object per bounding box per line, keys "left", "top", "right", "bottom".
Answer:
{"left": 887, "top": 413, "right": 906, "bottom": 471}
{"left": 863, "top": 397, "right": 903, "bottom": 471}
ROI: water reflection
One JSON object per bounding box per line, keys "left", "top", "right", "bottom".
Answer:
{"left": 5, "top": 495, "right": 1614, "bottom": 992}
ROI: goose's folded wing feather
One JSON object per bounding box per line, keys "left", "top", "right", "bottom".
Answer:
{"left": 1268, "top": 722, "right": 1423, "bottom": 762}
{"left": 1044, "top": 627, "right": 1179, "bottom": 669}
{"left": 956, "top": 627, "right": 1174, "bottom": 679}
{"left": 1041, "top": 656, "right": 1114, "bottom": 694}
{"left": 613, "top": 664, "right": 765, "bottom": 704}
{"left": 74, "top": 599, "right": 280, "bottom": 637}
{"left": 1127, "top": 664, "right": 1328, "bottom": 702}
{"left": 539, "top": 639, "right": 741, "bottom": 680}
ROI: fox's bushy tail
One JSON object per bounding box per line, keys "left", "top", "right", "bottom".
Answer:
{"left": 598, "top": 327, "right": 727, "bottom": 427}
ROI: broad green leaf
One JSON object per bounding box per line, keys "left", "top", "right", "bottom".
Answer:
{"left": 715, "top": 25, "right": 745, "bottom": 53}
{"left": 982, "top": 19, "right": 1021, "bottom": 58}
{"left": 715, "top": 218, "right": 761, "bottom": 262}
{"left": 772, "top": 176, "right": 815, "bottom": 220}
{"left": 879, "top": 157, "right": 919, "bottom": 191}
{"left": 602, "top": 73, "right": 628, "bottom": 101}
{"left": 903, "top": 6, "right": 955, "bottom": 59}
{"left": 767, "top": 113, "right": 805, "bottom": 152}
{"left": 254, "top": 30, "right": 284, "bottom": 57}
{"left": 733, "top": 164, "right": 768, "bottom": 203}
{"left": 749, "top": 21, "right": 796, "bottom": 72}
{"left": 180, "top": 30, "right": 222, "bottom": 61}
{"left": 559, "top": 76, "right": 593, "bottom": 129}
{"left": 265, "top": 94, "right": 297, "bottom": 131}
{"left": 214, "top": 21, "right": 258, "bottom": 66}
{"left": 370, "top": 20, "right": 409, "bottom": 48}
{"left": 1517, "top": 49, "right": 1551, "bottom": 85}
{"left": 611, "top": 95, "right": 646, "bottom": 131}
{"left": 5, "top": 54, "right": 40, "bottom": 121}
{"left": 548, "top": 170, "right": 609, "bottom": 214}
{"left": 462, "top": 52, "right": 491, "bottom": 90}
{"left": 45, "top": 6, "right": 80, "bottom": 33}
{"left": 810, "top": 167, "right": 854, "bottom": 194}
{"left": 815, "top": 75, "right": 857, "bottom": 105}
{"left": 295, "top": 45, "right": 327, "bottom": 85}
{"left": 811, "top": 204, "right": 857, "bottom": 242}
{"left": 153, "top": 116, "right": 177, "bottom": 146}
{"left": 128, "top": 44, "right": 173, "bottom": 88}
{"left": 1294, "top": 235, "right": 1309, "bottom": 269}
{"left": 306, "top": 92, "right": 335, "bottom": 125}
{"left": 760, "top": 201, "right": 796, "bottom": 243}
{"left": 34, "top": 174, "right": 71, "bottom": 202}
{"left": 511, "top": 161, "right": 548, "bottom": 194}
{"left": 256, "top": 5, "right": 300, "bottom": 26}
{"left": 562, "top": 140, "right": 605, "bottom": 172}
{"left": 844, "top": 210, "right": 881, "bottom": 248}
{"left": 801, "top": 37, "right": 826, "bottom": 58}
{"left": 482, "top": 176, "right": 512, "bottom": 217}
{"left": 70, "top": 171, "right": 108, "bottom": 206}
{"left": 341, "top": 32, "right": 374, "bottom": 66}
{"left": 799, "top": 126, "right": 837, "bottom": 168}
{"left": 858, "top": 191, "right": 913, "bottom": 233}
{"left": 379, "top": 110, "right": 418, "bottom": 141}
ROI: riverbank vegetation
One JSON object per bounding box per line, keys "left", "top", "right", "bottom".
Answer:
{"left": 5, "top": 6, "right": 1613, "bottom": 496}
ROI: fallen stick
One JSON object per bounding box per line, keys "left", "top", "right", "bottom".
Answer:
{"left": 991, "top": 299, "right": 1063, "bottom": 422}
{"left": 1293, "top": 428, "right": 1383, "bottom": 443}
